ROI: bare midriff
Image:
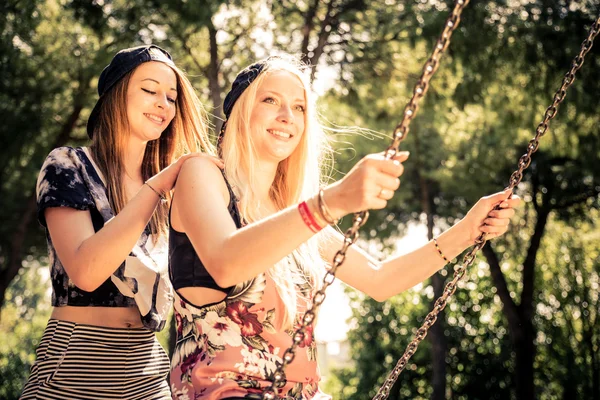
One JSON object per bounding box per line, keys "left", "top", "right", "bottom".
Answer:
{"left": 50, "top": 306, "right": 144, "bottom": 328}
{"left": 178, "top": 287, "right": 227, "bottom": 308}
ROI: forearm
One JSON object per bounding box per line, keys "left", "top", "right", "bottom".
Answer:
{"left": 208, "top": 200, "right": 318, "bottom": 287}
{"left": 373, "top": 221, "right": 472, "bottom": 300}
{"left": 71, "top": 184, "right": 160, "bottom": 290}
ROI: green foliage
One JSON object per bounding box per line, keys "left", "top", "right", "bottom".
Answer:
{"left": 534, "top": 212, "right": 600, "bottom": 399}
{"left": 317, "top": 1, "right": 600, "bottom": 399}
{"left": 0, "top": 261, "right": 51, "bottom": 400}
{"left": 2, "top": 1, "right": 599, "bottom": 399}
{"left": 326, "top": 260, "right": 515, "bottom": 399}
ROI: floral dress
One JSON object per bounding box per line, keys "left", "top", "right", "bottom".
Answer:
{"left": 169, "top": 256, "right": 331, "bottom": 400}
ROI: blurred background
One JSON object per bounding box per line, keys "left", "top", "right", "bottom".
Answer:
{"left": 1, "top": 1, "right": 599, "bottom": 399}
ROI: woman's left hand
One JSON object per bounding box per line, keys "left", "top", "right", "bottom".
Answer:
{"left": 460, "top": 189, "right": 522, "bottom": 245}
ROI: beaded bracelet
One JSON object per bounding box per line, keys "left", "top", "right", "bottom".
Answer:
{"left": 433, "top": 237, "right": 450, "bottom": 264}
{"left": 298, "top": 201, "right": 324, "bottom": 233}
{"left": 318, "top": 188, "right": 338, "bottom": 225}
{"left": 145, "top": 182, "right": 167, "bottom": 202}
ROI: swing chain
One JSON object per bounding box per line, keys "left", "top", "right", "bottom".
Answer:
{"left": 374, "top": 14, "right": 600, "bottom": 400}
{"left": 261, "top": 5, "right": 598, "bottom": 400}
{"left": 508, "top": 16, "right": 600, "bottom": 190}
{"left": 261, "top": 211, "right": 369, "bottom": 400}
{"left": 386, "top": 0, "right": 470, "bottom": 158}
{"left": 263, "top": 0, "right": 470, "bottom": 399}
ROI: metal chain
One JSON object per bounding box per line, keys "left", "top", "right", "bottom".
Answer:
{"left": 261, "top": 3, "right": 599, "bottom": 399}
{"left": 261, "top": 1, "right": 471, "bottom": 398}
{"left": 385, "top": 0, "right": 471, "bottom": 159}
{"left": 261, "top": 211, "right": 369, "bottom": 399}
{"left": 373, "top": 15, "right": 600, "bottom": 400}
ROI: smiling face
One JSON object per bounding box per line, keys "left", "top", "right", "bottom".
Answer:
{"left": 126, "top": 61, "right": 177, "bottom": 143}
{"left": 249, "top": 70, "right": 307, "bottom": 163}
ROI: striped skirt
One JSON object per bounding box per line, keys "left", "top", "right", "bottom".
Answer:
{"left": 20, "top": 319, "right": 171, "bottom": 400}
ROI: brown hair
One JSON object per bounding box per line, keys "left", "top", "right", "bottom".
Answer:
{"left": 90, "top": 64, "right": 214, "bottom": 239}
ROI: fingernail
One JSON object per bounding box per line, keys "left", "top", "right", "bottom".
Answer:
{"left": 393, "top": 160, "right": 400, "bottom": 166}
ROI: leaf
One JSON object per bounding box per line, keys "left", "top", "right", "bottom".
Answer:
{"left": 207, "top": 342, "right": 225, "bottom": 357}
{"left": 287, "top": 382, "right": 303, "bottom": 397}
{"left": 263, "top": 321, "right": 276, "bottom": 334}
{"left": 307, "top": 344, "right": 317, "bottom": 362}
{"left": 171, "top": 336, "right": 200, "bottom": 369}
{"left": 181, "top": 318, "right": 195, "bottom": 339}
{"left": 203, "top": 301, "right": 227, "bottom": 317}
{"left": 237, "top": 379, "right": 262, "bottom": 389}
{"left": 242, "top": 335, "right": 268, "bottom": 351}
{"left": 264, "top": 308, "right": 276, "bottom": 324}
{"left": 228, "top": 273, "right": 267, "bottom": 305}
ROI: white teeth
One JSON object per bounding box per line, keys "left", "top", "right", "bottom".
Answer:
{"left": 145, "top": 114, "right": 164, "bottom": 123}
{"left": 269, "top": 130, "right": 291, "bottom": 139}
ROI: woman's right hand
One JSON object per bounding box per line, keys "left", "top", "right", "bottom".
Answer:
{"left": 323, "top": 151, "right": 410, "bottom": 219}
{"left": 147, "top": 153, "right": 224, "bottom": 195}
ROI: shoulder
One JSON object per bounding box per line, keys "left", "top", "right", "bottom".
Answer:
{"left": 173, "top": 156, "right": 232, "bottom": 220}
{"left": 37, "top": 146, "right": 89, "bottom": 197}
{"left": 46, "top": 146, "right": 78, "bottom": 159}
{"left": 41, "top": 146, "right": 82, "bottom": 170}
{"left": 176, "top": 155, "right": 229, "bottom": 198}
{"left": 36, "top": 147, "right": 94, "bottom": 224}
{"left": 179, "top": 155, "right": 225, "bottom": 184}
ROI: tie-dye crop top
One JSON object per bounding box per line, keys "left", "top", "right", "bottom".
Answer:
{"left": 36, "top": 146, "right": 172, "bottom": 332}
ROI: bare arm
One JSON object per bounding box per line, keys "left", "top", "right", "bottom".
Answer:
{"left": 46, "top": 152, "right": 222, "bottom": 292}
{"left": 172, "top": 152, "right": 408, "bottom": 288}
{"left": 321, "top": 223, "right": 470, "bottom": 301}
{"left": 46, "top": 184, "right": 161, "bottom": 291}
{"left": 173, "top": 158, "right": 317, "bottom": 288}
{"left": 325, "top": 191, "right": 521, "bottom": 301}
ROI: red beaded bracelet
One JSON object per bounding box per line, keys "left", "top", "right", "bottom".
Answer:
{"left": 298, "top": 201, "right": 324, "bottom": 233}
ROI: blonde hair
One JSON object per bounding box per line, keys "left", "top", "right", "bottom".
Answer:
{"left": 90, "top": 63, "right": 214, "bottom": 239}
{"left": 221, "top": 57, "right": 332, "bottom": 328}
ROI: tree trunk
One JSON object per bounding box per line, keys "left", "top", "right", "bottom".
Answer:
{"left": 413, "top": 132, "right": 446, "bottom": 400}
{"left": 299, "top": 0, "right": 337, "bottom": 82}
{"left": 425, "top": 202, "right": 446, "bottom": 400}
{"left": 514, "top": 205, "right": 550, "bottom": 400}
{"left": 594, "top": 341, "right": 600, "bottom": 400}
{"left": 419, "top": 177, "right": 446, "bottom": 400}
{"left": 300, "top": 0, "right": 319, "bottom": 64}
{"left": 483, "top": 200, "right": 550, "bottom": 400}
{"left": 308, "top": 0, "right": 336, "bottom": 82}
{"left": 514, "top": 318, "right": 536, "bottom": 400}
{"left": 430, "top": 273, "right": 447, "bottom": 400}
{"left": 0, "top": 194, "right": 37, "bottom": 316}
{"left": 594, "top": 332, "right": 600, "bottom": 400}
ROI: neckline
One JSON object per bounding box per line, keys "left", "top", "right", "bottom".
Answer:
{"left": 78, "top": 147, "right": 108, "bottom": 188}
{"left": 76, "top": 146, "right": 154, "bottom": 235}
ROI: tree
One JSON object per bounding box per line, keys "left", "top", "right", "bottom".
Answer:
{"left": 324, "top": 1, "right": 600, "bottom": 399}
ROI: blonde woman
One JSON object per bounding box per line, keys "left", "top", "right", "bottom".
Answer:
{"left": 168, "top": 56, "right": 520, "bottom": 399}
{"left": 21, "top": 45, "right": 218, "bottom": 400}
